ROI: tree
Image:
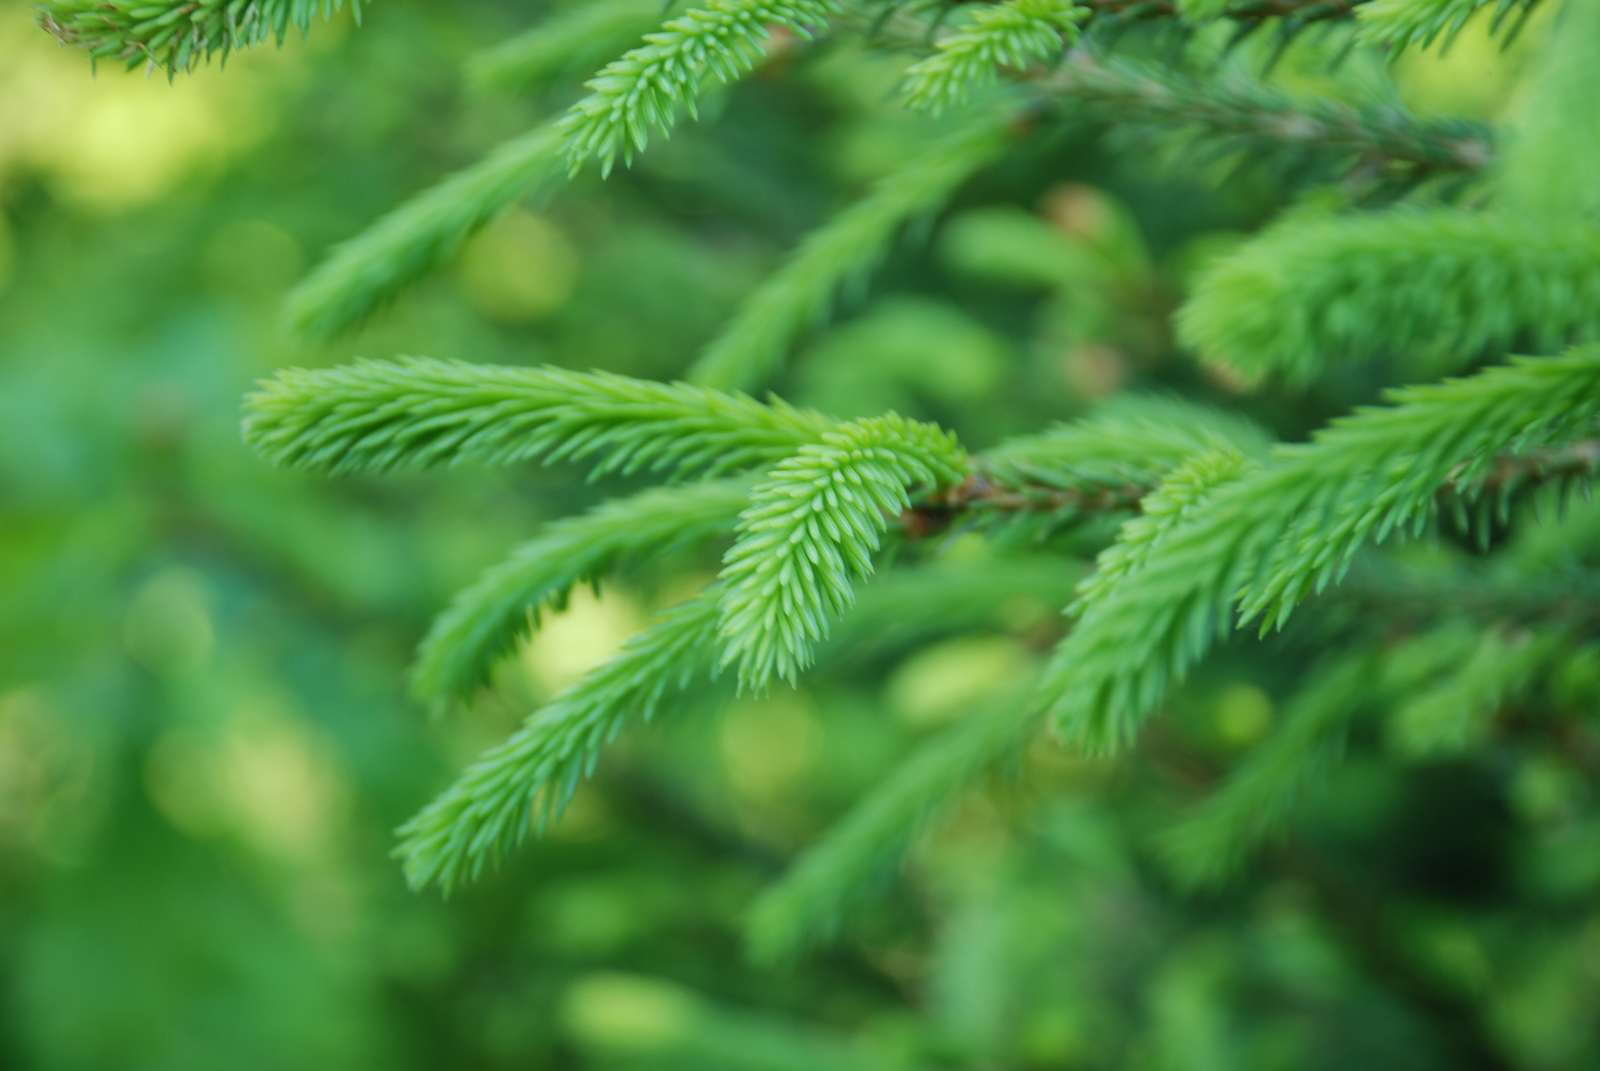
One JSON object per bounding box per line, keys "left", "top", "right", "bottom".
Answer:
{"left": 36, "top": 0, "right": 1600, "bottom": 1066}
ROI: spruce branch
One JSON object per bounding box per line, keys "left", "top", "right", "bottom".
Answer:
{"left": 900, "top": 0, "right": 1086, "bottom": 115}
{"left": 1337, "top": 551, "right": 1600, "bottom": 631}
{"left": 284, "top": 122, "right": 566, "bottom": 341}
{"left": 558, "top": 0, "right": 840, "bottom": 175}
{"left": 716, "top": 416, "right": 969, "bottom": 689}
{"left": 687, "top": 108, "right": 1013, "bottom": 391}
{"left": 748, "top": 688, "right": 1039, "bottom": 961}
{"left": 467, "top": 0, "right": 661, "bottom": 93}
{"left": 1084, "top": 0, "right": 1364, "bottom": 23}
{"left": 900, "top": 395, "right": 1271, "bottom": 537}
{"left": 1036, "top": 50, "right": 1494, "bottom": 177}
{"left": 1356, "top": 0, "right": 1541, "bottom": 52}
{"left": 1041, "top": 348, "right": 1600, "bottom": 753}
{"left": 38, "top": 0, "right": 362, "bottom": 74}
{"left": 396, "top": 592, "right": 723, "bottom": 892}
{"left": 1070, "top": 450, "right": 1259, "bottom": 614}
{"left": 977, "top": 394, "right": 1273, "bottom": 492}
{"left": 243, "top": 357, "right": 834, "bottom": 477}
{"left": 1179, "top": 210, "right": 1600, "bottom": 384}
{"left": 1161, "top": 653, "right": 1374, "bottom": 887}
{"left": 412, "top": 481, "right": 752, "bottom": 705}
{"left": 1388, "top": 626, "right": 1562, "bottom": 756}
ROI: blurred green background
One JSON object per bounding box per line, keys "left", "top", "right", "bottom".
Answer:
{"left": 3, "top": 2, "right": 1597, "bottom": 1069}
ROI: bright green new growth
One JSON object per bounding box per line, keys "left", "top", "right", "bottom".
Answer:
{"left": 37, "top": 0, "right": 361, "bottom": 73}
{"left": 412, "top": 481, "right": 752, "bottom": 705}
{"left": 748, "top": 688, "right": 1039, "bottom": 961}
{"left": 1043, "top": 348, "right": 1600, "bottom": 753}
{"left": 1070, "top": 451, "right": 1258, "bottom": 616}
{"left": 1356, "top": 0, "right": 1541, "bottom": 52}
{"left": 717, "top": 416, "right": 970, "bottom": 689}
{"left": 900, "top": 0, "right": 1085, "bottom": 115}
{"left": 243, "top": 356, "right": 834, "bottom": 478}
{"left": 467, "top": 0, "right": 661, "bottom": 93}
{"left": 687, "top": 111, "right": 1013, "bottom": 392}
{"left": 397, "top": 592, "right": 723, "bottom": 892}
{"left": 558, "top": 0, "right": 840, "bottom": 174}
{"left": 284, "top": 123, "right": 567, "bottom": 341}
{"left": 1161, "top": 654, "right": 1375, "bottom": 886}
{"left": 1177, "top": 210, "right": 1600, "bottom": 383}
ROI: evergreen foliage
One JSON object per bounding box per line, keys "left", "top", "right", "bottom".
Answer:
{"left": 207, "top": 0, "right": 1600, "bottom": 958}
{"left": 412, "top": 480, "right": 753, "bottom": 704}
{"left": 1357, "top": 0, "right": 1542, "bottom": 51}
{"left": 282, "top": 124, "right": 568, "bottom": 341}
{"left": 899, "top": 0, "right": 1085, "bottom": 114}
{"left": 1178, "top": 209, "right": 1600, "bottom": 383}
{"left": 747, "top": 686, "right": 1039, "bottom": 960}
{"left": 687, "top": 110, "right": 1013, "bottom": 390}
{"left": 243, "top": 356, "right": 834, "bottom": 477}
{"left": 466, "top": 0, "right": 660, "bottom": 93}
{"left": 1386, "top": 624, "right": 1564, "bottom": 755}
{"left": 1161, "top": 653, "right": 1375, "bottom": 885}
{"left": 1046, "top": 348, "right": 1600, "bottom": 753}
{"left": 715, "top": 415, "right": 968, "bottom": 688}
{"left": 40, "top": 0, "right": 1600, "bottom": 1060}
{"left": 397, "top": 591, "right": 724, "bottom": 891}
{"left": 978, "top": 394, "right": 1272, "bottom": 494}
{"left": 1038, "top": 50, "right": 1494, "bottom": 178}
{"left": 558, "top": 0, "right": 840, "bottom": 174}
{"left": 37, "top": 0, "right": 361, "bottom": 72}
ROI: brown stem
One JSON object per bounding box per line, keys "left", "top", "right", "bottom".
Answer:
{"left": 899, "top": 470, "right": 1148, "bottom": 537}
{"left": 900, "top": 438, "right": 1600, "bottom": 539}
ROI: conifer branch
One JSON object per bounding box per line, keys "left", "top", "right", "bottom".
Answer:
{"left": 412, "top": 481, "right": 752, "bottom": 705}
{"left": 243, "top": 357, "right": 835, "bottom": 477}
{"left": 748, "top": 688, "right": 1038, "bottom": 960}
{"left": 558, "top": 0, "right": 839, "bottom": 175}
{"left": 38, "top": 0, "right": 362, "bottom": 73}
{"left": 900, "top": 0, "right": 1086, "bottom": 115}
{"left": 687, "top": 109, "right": 1013, "bottom": 391}
{"left": 717, "top": 416, "right": 969, "bottom": 689}
{"left": 397, "top": 592, "right": 723, "bottom": 892}
{"left": 1161, "top": 653, "right": 1373, "bottom": 886}
{"left": 1179, "top": 210, "right": 1600, "bottom": 384}
{"left": 1070, "top": 451, "right": 1258, "bottom": 614}
{"left": 977, "top": 394, "right": 1273, "bottom": 491}
{"left": 1041, "top": 348, "right": 1600, "bottom": 753}
{"left": 284, "top": 122, "right": 567, "bottom": 341}
{"left": 1337, "top": 554, "right": 1600, "bottom": 631}
{"left": 467, "top": 0, "right": 661, "bottom": 93}
{"left": 1356, "top": 0, "right": 1541, "bottom": 52}
{"left": 1082, "top": 0, "right": 1364, "bottom": 22}
{"left": 1389, "top": 626, "right": 1561, "bottom": 755}
{"left": 1036, "top": 50, "right": 1494, "bottom": 177}
{"left": 900, "top": 395, "right": 1271, "bottom": 537}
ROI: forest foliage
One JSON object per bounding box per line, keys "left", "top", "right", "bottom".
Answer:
{"left": 7, "top": 0, "right": 1600, "bottom": 1067}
